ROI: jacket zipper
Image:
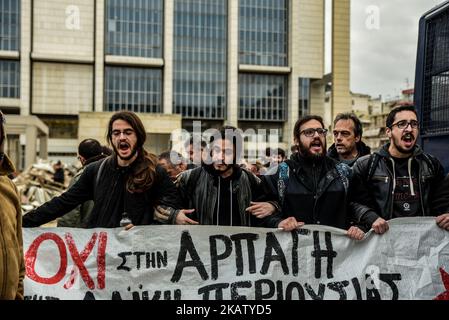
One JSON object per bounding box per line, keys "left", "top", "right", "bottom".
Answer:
{"left": 418, "top": 160, "right": 425, "bottom": 216}
{"left": 385, "top": 160, "right": 395, "bottom": 219}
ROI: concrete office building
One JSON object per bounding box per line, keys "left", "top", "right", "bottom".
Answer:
{"left": 0, "top": 0, "right": 351, "bottom": 169}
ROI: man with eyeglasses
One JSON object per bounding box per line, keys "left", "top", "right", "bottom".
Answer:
{"left": 328, "top": 113, "right": 371, "bottom": 166}
{"left": 351, "top": 105, "right": 449, "bottom": 233}
{"left": 262, "top": 115, "right": 365, "bottom": 240}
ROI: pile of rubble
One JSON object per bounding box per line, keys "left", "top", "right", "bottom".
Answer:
{"left": 14, "top": 160, "right": 79, "bottom": 213}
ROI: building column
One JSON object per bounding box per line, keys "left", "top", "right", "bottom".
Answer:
{"left": 25, "top": 126, "right": 37, "bottom": 168}
{"left": 332, "top": 0, "right": 351, "bottom": 119}
{"left": 163, "top": 0, "right": 174, "bottom": 115}
{"left": 95, "top": 0, "right": 105, "bottom": 112}
{"left": 39, "top": 135, "right": 48, "bottom": 160}
{"left": 226, "top": 0, "right": 239, "bottom": 126}
{"left": 285, "top": 0, "right": 325, "bottom": 146}
{"left": 21, "top": 0, "right": 32, "bottom": 116}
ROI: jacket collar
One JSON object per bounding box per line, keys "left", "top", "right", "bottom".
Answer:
{"left": 377, "top": 143, "right": 424, "bottom": 159}
{"left": 203, "top": 163, "right": 242, "bottom": 181}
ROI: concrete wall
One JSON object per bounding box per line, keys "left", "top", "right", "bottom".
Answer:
{"left": 332, "top": 0, "right": 351, "bottom": 119}
{"left": 33, "top": 0, "right": 94, "bottom": 60}
{"left": 32, "top": 63, "right": 93, "bottom": 114}
{"left": 351, "top": 94, "right": 370, "bottom": 115}
{"left": 285, "top": 0, "right": 325, "bottom": 145}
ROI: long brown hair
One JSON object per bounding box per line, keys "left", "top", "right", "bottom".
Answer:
{"left": 107, "top": 111, "right": 158, "bottom": 193}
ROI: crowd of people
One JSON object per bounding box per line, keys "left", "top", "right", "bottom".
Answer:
{"left": 1, "top": 106, "right": 449, "bottom": 299}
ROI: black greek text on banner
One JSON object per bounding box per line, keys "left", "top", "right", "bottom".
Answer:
{"left": 23, "top": 217, "right": 449, "bottom": 300}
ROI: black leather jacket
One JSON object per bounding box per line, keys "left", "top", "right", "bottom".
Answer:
{"left": 176, "top": 165, "right": 277, "bottom": 227}
{"left": 351, "top": 144, "right": 449, "bottom": 229}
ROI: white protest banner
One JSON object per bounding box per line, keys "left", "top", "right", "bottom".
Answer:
{"left": 23, "top": 217, "right": 449, "bottom": 300}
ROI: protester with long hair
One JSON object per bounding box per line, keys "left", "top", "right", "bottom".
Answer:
{"left": 23, "top": 111, "right": 181, "bottom": 228}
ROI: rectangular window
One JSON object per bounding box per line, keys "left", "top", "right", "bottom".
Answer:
{"left": 299, "top": 78, "right": 310, "bottom": 118}
{"left": 33, "top": 63, "right": 92, "bottom": 114}
{"left": 0, "top": 59, "right": 20, "bottom": 98}
{"left": 105, "top": 0, "right": 163, "bottom": 58}
{"left": 173, "top": 0, "right": 227, "bottom": 120}
{"left": 239, "top": 0, "right": 288, "bottom": 66}
{"left": 239, "top": 74, "right": 287, "bottom": 121}
{"left": 0, "top": 0, "right": 20, "bottom": 51}
{"left": 104, "top": 66, "right": 162, "bottom": 113}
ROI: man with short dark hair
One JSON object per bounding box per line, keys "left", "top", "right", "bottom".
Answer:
{"left": 57, "top": 139, "right": 107, "bottom": 227}
{"left": 352, "top": 105, "right": 449, "bottom": 234}
{"left": 328, "top": 112, "right": 370, "bottom": 166}
{"left": 52, "top": 160, "right": 65, "bottom": 184}
{"left": 263, "top": 115, "right": 364, "bottom": 240}
{"left": 23, "top": 111, "right": 181, "bottom": 228}
{"left": 0, "top": 111, "right": 25, "bottom": 299}
{"left": 270, "top": 147, "right": 286, "bottom": 165}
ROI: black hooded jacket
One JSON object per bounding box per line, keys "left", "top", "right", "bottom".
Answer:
{"left": 23, "top": 156, "right": 181, "bottom": 228}
{"left": 262, "top": 153, "right": 355, "bottom": 230}
{"left": 351, "top": 143, "right": 449, "bottom": 229}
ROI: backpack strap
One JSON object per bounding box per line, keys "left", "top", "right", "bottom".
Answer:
{"left": 94, "top": 157, "right": 108, "bottom": 199}
{"left": 335, "top": 162, "right": 351, "bottom": 192}
{"left": 278, "top": 162, "right": 290, "bottom": 206}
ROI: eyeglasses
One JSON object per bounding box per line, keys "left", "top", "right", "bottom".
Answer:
{"left": 300, "top": 128, "right": 328, "bottom": 137}
{"left": 390, "top": 120, "right": 419, "bottom": 130}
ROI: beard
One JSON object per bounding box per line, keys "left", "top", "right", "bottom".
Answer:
{"left": 392, "top": 134, "right": 416, "bottom": 155}
{"left": 213, "top": 162, "right": 233, "bottom": 173}
{"left": 298, "top": 139, "right": 327, "bottom": 161}
{"left": 113, "top": 142, "right": 138, "bottom": 161}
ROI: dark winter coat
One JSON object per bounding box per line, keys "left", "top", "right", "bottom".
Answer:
{"left": 262, "top": 153, "right": 355, "bottom": 229}
{"left": 23, "top": 156, "right": 180, "bottom": 228}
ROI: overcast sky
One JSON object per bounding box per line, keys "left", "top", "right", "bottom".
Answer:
{"left": 348, "top": 0, "right": 445, "bottom": 100}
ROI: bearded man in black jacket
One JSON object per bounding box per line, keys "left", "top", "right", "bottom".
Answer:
{"left": 164, "top": 126, "right": 279, "bottom": 227}
{"left": 263, "top": 115, "right": 364, "bottom": 240}
{"left": 23, "top": 111, "right": 181, "bottom": 228}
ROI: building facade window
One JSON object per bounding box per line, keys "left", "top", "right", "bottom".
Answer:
{"left": 239, "top": 74, "right": 287, "bottom": 121}
{"left": 0, "top": 60, "right": 20, "bottom": 98}
{"left": 173, "top": 0, "right": 227, "bottom": 119}
{"left": 105, "top": 66, "right": 162, "bottom": 113}
{"left": 105, "top": 0, "right": 163, "bottom": 58}
{"left": 299, "top": 78, "right": 310, "bottom": 118}
{"left": 239, "top": 0, "right": 288, "bottom": 66}
{"left": 0, "top": 0, "right": 20, "bottom": 51}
